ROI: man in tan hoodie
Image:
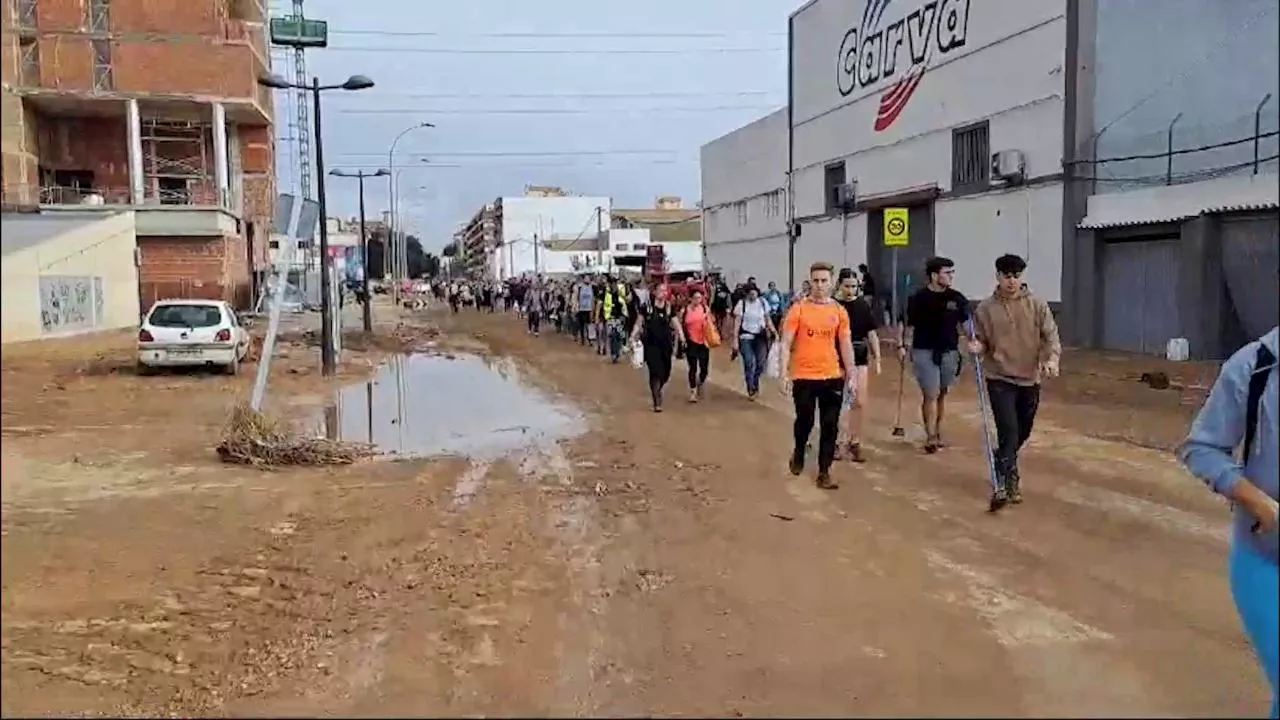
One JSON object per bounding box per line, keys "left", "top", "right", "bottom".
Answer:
{"left": 969, "top": 253, "right": 1062, "bottom": 505}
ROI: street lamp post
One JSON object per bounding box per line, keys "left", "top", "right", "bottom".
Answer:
{"left": 387, "top": 122, "right": 434, "bottom": 305}
{"left": 330, "top": 168, "right": 388, "bottom": 333}
{"left": 258, "top": 72, "right": 375, "bottom": 377}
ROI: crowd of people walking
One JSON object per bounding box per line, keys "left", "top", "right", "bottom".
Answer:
{"left": 442, "top": 254, "right": 1276, "bottom": 719}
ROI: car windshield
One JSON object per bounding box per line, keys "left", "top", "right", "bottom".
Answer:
{"left": 148, "top": 304, "right": 223, "bottom": 328}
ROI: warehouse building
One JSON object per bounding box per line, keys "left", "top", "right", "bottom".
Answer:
{"left": 702, "top": 0, "right": 1278, "bottom": 358}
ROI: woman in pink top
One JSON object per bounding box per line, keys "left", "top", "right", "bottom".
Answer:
{"left": 680, "top": 289, "right": 712, "bottom": 402}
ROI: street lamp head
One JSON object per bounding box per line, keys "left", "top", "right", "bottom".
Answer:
{"left": 328, "top": 169, "right": 352, "bottom": 177}
{"left": 374, "top": 169, "right": 391, "bottom": 177}
{"left": 257, "top": 73, "right": 292, "bottom": 89}
{"left": 340, "top": 75, "right": 375, "bottom": 91}
{"left": 418, "top": 121, "right": 436, "bottom": 128}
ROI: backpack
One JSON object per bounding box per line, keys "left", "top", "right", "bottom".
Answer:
{"left": 1243, "top": 343, "right": 1276, "bottom": 461}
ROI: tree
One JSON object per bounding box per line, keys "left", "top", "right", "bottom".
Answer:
{"left": 365, "top": 232, "right": 440, "bottom": 279}
{"left": 441, "top": 241, "right": 458, "bottom": 258}
{"left": 367, "top": 232, "right": 388, "bottom": 280}
{"left": 422, "top": 252, "right": 441, "bottom": 279}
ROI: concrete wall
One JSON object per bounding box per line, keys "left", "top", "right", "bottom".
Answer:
{"left": 703, "top": 0, "right": 1070, "bottom": 298}
{"left": 935, "top": 184, "right": 1065, "bottom": 299}
{"left": 790, "top": 0, "right": 1066, "bottom": 204}
{"left": 1090, "top": 0, "right": 1280, "bottom": 190}
{"left": 700, "top": 109, "right": 790, "bottom": 286}
{"left": 1, "top": 211, "right": 140, "bottom": 343}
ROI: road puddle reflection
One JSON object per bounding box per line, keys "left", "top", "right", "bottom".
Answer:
{"left": 320, "top": 353, "right": 585, "bottom": 459}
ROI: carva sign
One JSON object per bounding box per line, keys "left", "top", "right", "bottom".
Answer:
{"left": 836, "top": 0, "right": 971, "bottom": 132}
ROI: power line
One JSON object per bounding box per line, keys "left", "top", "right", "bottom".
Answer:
{"left": 330, "top": 28, "right": 787, "bottom": 39}
{"left": 336, "top": 149, "right": 681, "bottom": 158}
{"left": 339, "top": 90, "right": 782, "bottom": 100}
{"left": 329, "top": 159, "right": 699, "bottom": 172}
{"left": 323, "top": 45, "right": 782, "bottom": 55}
{"left": 337, "top": 105, "right": 779, "bottom": 116}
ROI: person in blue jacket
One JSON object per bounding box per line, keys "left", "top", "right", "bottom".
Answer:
{"left": 1180, "top": 326, "right": 1279, "bottom": 719}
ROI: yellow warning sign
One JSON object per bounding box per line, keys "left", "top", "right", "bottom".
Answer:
{"left": 883, "top": 207, "right": 909, "bottom": 247}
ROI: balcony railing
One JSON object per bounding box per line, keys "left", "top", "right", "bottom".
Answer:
{"left": 39, "top": 184, "right": 229, "bottom": 207}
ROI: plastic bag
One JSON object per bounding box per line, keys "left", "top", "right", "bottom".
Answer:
{"left": 704, "top": 316, "right": 722, "bottom": 348}
{"left": 588, "top": 324, "right": 598, "bottom": 341}
{"left": 630, "top": 340, "right": 645, "bottom": 369}
{"left": 765, "top": 342, "right": 782, "bottom": 379}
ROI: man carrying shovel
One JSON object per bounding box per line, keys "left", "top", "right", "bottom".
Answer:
{"left": 969, "top": 253, "right": 1061, "bottom": 506}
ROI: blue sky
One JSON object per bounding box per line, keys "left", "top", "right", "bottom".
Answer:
{"left": 268, "top": 0, "right": 801, "bottom": 252}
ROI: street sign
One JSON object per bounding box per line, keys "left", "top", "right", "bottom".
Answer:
{"left": 269, "top": 17, "right": 329, "bottom": 48}
{"left": 883, "top": 207, "right": 909, "bottom": 247}
{"left": 885, "top": 208, "right": 906, "bottom": 248}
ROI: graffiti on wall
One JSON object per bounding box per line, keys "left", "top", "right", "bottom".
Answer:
{"left": 39, "top": 275, "right": 103, "bottom": 335}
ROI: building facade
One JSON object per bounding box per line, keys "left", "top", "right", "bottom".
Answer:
{"left": 2, "top": 0, "right": 276, "bottom": 308}
{"left": 702, "top": 0, "right": 1278, "bottom": 358}
{"left": 456, "top": 187, "right": 611, "bottom": 280}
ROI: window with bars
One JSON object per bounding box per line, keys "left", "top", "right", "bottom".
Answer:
{"left": 88, "top": 0, "right": 110, "bottom": 32}
{"left": 823, "top": 161, "right": 846, "bottom": 214}
{"left": 951, "top": 120, "right": 991, "bottom": 192}
{"left": 91, "top": 39, "right": 113, "bottom": 90}
{"left": 735, "top": 201, "right": 748, "bottom": 226}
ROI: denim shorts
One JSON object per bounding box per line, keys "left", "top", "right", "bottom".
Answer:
{"left": 911, "top": 348, "right": 961, "bottom": 395}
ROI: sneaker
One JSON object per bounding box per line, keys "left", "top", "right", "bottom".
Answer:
{"left": 1008, "top": 468, "right": 1023, "bottom": 504}
{"left": 788, "top": 450, "right": 805, "bottom": 476}
{"left": 924, "top": 435, "right": 940, "bottom": 454}
{"left": 816, "top": 472, "right": 839, "bottom": 490}
{"left": 689, "top": 389, "right": 699, "bottom": 403}
{"left": 847, "top": 442, "right": 866, "bottom": 464}
{"left": 989, "top": 486, "right": 1010, "bottom": 511}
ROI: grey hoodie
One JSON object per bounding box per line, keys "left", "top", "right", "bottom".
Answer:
{"left": 1179, "top": 327, "right": 1279, "bottom": 563}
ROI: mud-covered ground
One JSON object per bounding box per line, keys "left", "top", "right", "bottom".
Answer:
{"left": 1, "top": 303, "right": 1268, "bottom": 717}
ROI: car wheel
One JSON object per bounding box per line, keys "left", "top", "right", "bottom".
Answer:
{"left": 136, "top": 361, "right": 155, "bottom": 376}
{"left": 225, "top": 356, "right": 240, "bottom": 376}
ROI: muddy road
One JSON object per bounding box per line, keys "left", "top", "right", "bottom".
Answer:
{"left": 1, "top": 306, "right": 1269, "bottom": 717}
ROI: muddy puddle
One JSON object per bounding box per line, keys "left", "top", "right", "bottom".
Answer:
{"left": 319, "top": 353, "right": 585, "bottom": 459}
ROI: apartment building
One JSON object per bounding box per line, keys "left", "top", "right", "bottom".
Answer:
{"left": 1, "top": 0, "right": 276, "bottom": 307}
{"left": 458, "top": 185, "right": 611, "bottom": 280}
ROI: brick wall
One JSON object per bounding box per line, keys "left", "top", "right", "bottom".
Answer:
{"left": 30, "top": 0, "right": 265, "bottom": 99}
{"left": 138, "top": 234, "right": 253, "bottom": 309}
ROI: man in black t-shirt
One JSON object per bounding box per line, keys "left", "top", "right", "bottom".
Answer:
{"left": 835, "top": 268, "right": 882, "bottom": 463}
{"left": 901, "top": 256, "right": 973, "bottom": 454}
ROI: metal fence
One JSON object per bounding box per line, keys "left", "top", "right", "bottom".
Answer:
{"left": 1078, "top": 96, "right": 1279, "bottom": 194}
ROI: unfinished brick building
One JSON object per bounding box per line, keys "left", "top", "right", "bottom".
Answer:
{"left": 1, "top": 0, "right": 276, "bottom": 307}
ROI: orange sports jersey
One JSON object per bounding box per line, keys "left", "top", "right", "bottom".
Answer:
{"left": 783, "top": 300, "right": 850, "bottom": 380}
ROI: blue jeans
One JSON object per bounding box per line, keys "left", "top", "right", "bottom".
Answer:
{"left": 739, "top": 333, "right": 768, "bottom": 394}
{"left": 1231, "top": 540, "right": 1279, "bottom": 719}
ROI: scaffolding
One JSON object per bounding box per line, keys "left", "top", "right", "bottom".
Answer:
{"left": 142, "top": 118, "right": 214, "bottom": 205}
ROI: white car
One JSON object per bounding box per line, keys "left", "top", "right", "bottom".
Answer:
{"left": 137, "top": 299, "right": 251, "bottom": 375}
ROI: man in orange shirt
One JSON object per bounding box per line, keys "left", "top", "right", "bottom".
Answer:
{"left": 779, "top": 261, "right": 858, "bottom": 489}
